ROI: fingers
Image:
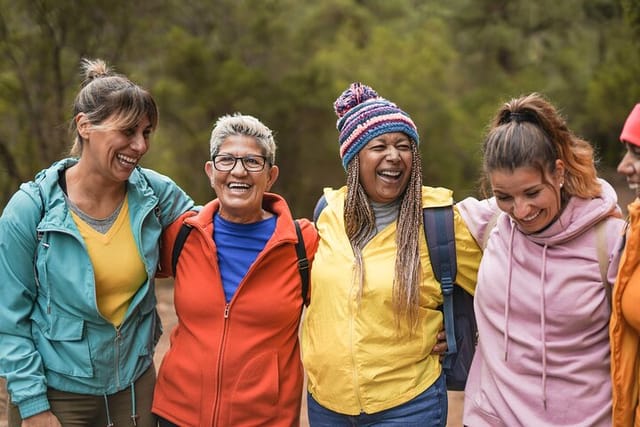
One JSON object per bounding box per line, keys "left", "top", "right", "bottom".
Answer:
{"left": 431, "top": 329, "right": 449, "bottom": 363}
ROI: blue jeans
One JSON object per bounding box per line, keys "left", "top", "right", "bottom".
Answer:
{"left": 307, "top": 373, "right": 448, "bottom": 426}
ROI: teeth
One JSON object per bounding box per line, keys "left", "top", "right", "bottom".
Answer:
{"left": 629, "top": 182, "right": 639, "bottom": 190}
{"left": 379, "top": 170, "right": 401, "bottom": 177}
{"left": 117, "top": 154, "right": 137, "bottom": 164}
{"left": 228, "top": 183, "right": 250, "bottom": 189}
{"left": 523, "top": 211, "right": 540, "bottom": 221}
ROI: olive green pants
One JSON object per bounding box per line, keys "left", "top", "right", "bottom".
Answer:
{"left": 8, "top": 365, "right": 156, "bottom": 427}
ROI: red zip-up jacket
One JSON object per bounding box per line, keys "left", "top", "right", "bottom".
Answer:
{"left": 152, "top": 193, "right": 318, "bottom": 426}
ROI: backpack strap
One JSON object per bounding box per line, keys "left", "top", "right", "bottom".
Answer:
{"left": 594, "top": 219, "right": 611, "bottom": 305}
{"left": 294, "top": 220, "right": 310, "bottom": 304}
{"left": 423, "top": 206, "right": 458, "bottom": 363}
{"left": 171, "top": 223, "right": 193, "bottom": 274}
{"left": 481, "top": 210, "right": 500, "bottom": 250}
{"left": 313, "top": 195, "right": 328, "bottom": 224}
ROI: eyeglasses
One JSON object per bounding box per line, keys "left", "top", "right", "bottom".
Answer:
{"left": 212, "top": 154, "right": 268, "bottom": 172}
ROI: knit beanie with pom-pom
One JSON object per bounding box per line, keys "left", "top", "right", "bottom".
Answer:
{"left": 334, "top": 82, "right": 419, "bottom": 170}
{"left": 620, "top": 103, "right": 640, "bottom": 147}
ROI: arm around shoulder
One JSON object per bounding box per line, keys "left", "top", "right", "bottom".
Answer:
{"left": 452, "top": 204, "right": 483, "bottom": 296}
{"left": 138, "top": 167, "right": 195, "bottom": 227}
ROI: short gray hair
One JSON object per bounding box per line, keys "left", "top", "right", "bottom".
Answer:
{"left": 209, "top": 113, "right": 276, "bottom": 164}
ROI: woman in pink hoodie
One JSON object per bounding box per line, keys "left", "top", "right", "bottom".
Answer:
{"left": 457, "top": 93, "right": 625, "bottom": 426}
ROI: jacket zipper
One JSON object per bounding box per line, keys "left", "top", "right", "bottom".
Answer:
{"left": 199, "top": 227, "right": 292, "bottom": 424}
{"left": 114, "top": 326, "right": 122, "bottom": 388}
{"left": 211, "top": 303, "right": 231, "bottom": 426}
{"left": 349, "top": 287, "right": 363, "bottom": 410}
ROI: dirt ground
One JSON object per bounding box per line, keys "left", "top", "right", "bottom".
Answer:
{"left": 0, "top": 173, "right": 633, "bottom": 426}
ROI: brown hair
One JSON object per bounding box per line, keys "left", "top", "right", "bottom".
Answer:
{"left": 481, "top": 93, "right": 600, "bottom": 200}
{"left": 344, "top": 142, "right": 423, "bottom": 329}
{"left": 69, "top": 58, "right": 158, "bottom": 157}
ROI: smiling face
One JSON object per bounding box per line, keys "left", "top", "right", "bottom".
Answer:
{"left": 205, "top": 134, "right": 279, "bottom": 223}
{"left": 490, "top": 161, "right": 565, "bottom": 234}
{"left": 617, "top": 142, "right": 640, "bottom": 195}
{"left": 77, "top": 113, "right": 152, "bottom": 183}
{"left": 357, "top": 132, "right": 413, "bottom": 204}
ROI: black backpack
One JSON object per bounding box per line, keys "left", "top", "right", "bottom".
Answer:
{"left": 170, "top": 219, "right": 310, "bottom": 303}
{"left": 422, "top": 205, "right": 477, "bottom": 391}
{"left": 314, "top": 196, "right": 476, "bottom": 391}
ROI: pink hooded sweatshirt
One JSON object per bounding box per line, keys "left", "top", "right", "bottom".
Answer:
{"left": 457, "top": 179, "right": 625, "bottom": 426}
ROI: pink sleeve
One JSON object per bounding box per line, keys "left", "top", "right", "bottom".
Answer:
{"left": 455, "top": 196, "right": 501, "bottom": 248}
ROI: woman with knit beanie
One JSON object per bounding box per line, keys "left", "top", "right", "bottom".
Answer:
{"left": 611, "top": 103, "right": 640, "bottom": 427}
{"left": 300, "top": 82, "right": 482, "bottom": 425}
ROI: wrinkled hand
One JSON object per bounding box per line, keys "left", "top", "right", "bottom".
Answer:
{"left": 22, "top": 411, "right": 62, "bottom": 427}
{"left": 431, "top": 330, "right": 448, "bottom": 362}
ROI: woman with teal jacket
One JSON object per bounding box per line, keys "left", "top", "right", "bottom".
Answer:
{"left": 0, "top": 59, "right": 193, "bottom": 427}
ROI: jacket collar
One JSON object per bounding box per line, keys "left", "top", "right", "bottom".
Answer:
{"left": 185, "top": 192, "right": 297, "bottom": 242}
{"left": 32, "top": 158, "right": 157, "bottom": 227}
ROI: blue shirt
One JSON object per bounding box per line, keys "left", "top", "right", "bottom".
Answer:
{"left": 213, "top": 213, "right": 276, "bottom": 302}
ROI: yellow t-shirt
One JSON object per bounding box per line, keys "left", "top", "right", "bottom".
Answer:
{"left": 71, "top": 197, "right": 147, "bottom": 326}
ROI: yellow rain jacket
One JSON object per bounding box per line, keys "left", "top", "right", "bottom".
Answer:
{"left": 301, "top": 186, "right": 482, "bottom": 415}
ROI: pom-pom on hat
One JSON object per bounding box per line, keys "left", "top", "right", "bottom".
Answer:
{"left": 620, "top": 103, "right": 640, "bottom": 147}
{"left": 334, "top": 82, "right": 419, "bottom": 169}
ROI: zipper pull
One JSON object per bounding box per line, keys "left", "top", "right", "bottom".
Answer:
{"left": 224, "top": 304, "right": 230, "bottom": 319}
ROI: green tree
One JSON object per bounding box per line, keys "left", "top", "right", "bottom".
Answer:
{"left": 0, "top": 0, "right": 162, "bottom": 203}
{"left": 0, "top": 0, "right": 638, "bottom": 215}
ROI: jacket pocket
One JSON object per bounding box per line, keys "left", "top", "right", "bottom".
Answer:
{"left": 32, "top": 314, "right": 94, "bottom": 378}
{"left": 133, "top": 294, "right": 160, "bottom": 357}
{"left": 227, "top": 352, "right": 279, "bottom": 425}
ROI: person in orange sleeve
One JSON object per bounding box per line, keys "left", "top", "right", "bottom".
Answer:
{"left": 611, "top": 103, "right": 640, "bottom": 427}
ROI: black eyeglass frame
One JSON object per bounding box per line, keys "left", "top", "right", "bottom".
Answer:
{"left": 211, "top": 154, "right": 269, "bottom": 172}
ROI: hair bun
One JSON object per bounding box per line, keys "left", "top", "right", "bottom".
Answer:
{"left": 333, "top": 82, "right": 379, "bottom": 118}
{"left": 80, "top": 58, "right": 112, "bottom": 87}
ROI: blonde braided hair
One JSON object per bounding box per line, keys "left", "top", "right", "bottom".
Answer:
{"left": 344, "top": 143, "right": 424, "bottom": 329}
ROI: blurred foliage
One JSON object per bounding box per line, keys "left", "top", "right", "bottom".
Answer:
{"left": 0, "top": 0, "right": 638, "bottom": 218}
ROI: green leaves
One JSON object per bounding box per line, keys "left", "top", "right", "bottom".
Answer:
{"left": 0, "top": 0, "right": 638, "bottom": 215}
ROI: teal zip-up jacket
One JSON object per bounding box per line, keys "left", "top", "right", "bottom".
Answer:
{"left": 0, "top": 158, "right": 194, "bottom": 419}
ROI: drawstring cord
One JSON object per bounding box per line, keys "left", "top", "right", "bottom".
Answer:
{"left": 103, "top": 394, "right": 114, "bottom": 427}
{"left": 540, "top": 244, "right": 549, "bottom": 410}
{"left": 131, "top": 382, "right": 139, "bottom": 426}
{"left": 102, "top": 381, "right": 140, "bottom": 426}
{"left": 503, "top": 226, "right": 516, "bottom": 362}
